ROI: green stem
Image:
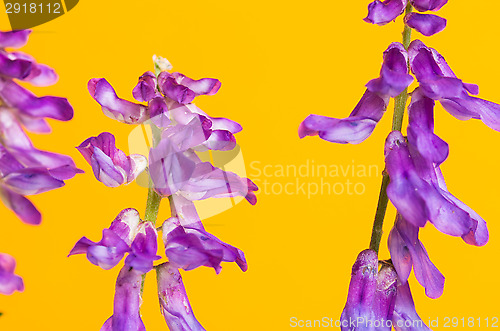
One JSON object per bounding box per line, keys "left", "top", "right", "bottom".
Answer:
{"left": 144, "top": 178, "right": 162, "bottom": 225}
{"left": 368, "top": 4, "right": 413, "bottom": 253}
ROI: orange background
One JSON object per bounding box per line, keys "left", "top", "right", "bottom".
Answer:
{"left": 1, "top": 0, "right": 499, "bottom": 330}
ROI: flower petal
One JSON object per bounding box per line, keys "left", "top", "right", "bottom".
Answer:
{"left": 405, "top": 13, "right": 446, "bottom": 37}
{"left": 156, "top": 263, "right": 206, "bottom": 331}
{"left": 0, "top": 30, "right": 31, "bottom": 48}
{"left": 0, "top": 253, "right": 24, "bottom": 295}
{"left": 0, "top": 186, "right": 41, "bottom": 224}
{"left": 364, "top": 0, "right": 408, "bottom": 25}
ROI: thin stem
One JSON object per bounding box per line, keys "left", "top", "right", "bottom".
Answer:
{"left": 144, "top": 177, "right": 162, "bottom": 225}
{"left": 369, "top": 4, "right": 413, "bottom": 253}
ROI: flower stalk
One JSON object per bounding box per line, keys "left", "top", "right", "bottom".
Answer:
{"left": 369, "top": 7, "right": 412, "bottom": 253}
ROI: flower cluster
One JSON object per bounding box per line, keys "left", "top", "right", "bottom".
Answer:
{"left": 71, "top": 57, "right": 257, "bottom": 330}
{"left": 0, "top": 30, "right": 80, "bottom": 295}
{"left": 365, "top": 0, "right": 447, "bottom": 36}
{"left": 299, "top": 1, "right": 498, "bottom": 329}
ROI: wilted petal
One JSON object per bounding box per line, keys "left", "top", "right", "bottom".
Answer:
{"left": 364, "top": 0, "right": 408, "bottom": 25}
{"left": 0, "top": 30, "right": 31, "bottom": 48}
{"left": 392, "top": 282, "right": 431, "bottom": 331}
{"left": 0, "top": 253, "right": 24, "bottom": 295}
{"left": 405, "top": 13, "right": 446, "bottom": 37}
{"left": 156, "top": 262, "right": 205, "bottom": 331}
{"left": 109, "top": 266, "right": 146, "bottom": 331}
{"left": 88, "top": 78, "right": 148, "bottom": 124}
{"left": 366, "top": 43, "right": 413, "bottom": 98}
{"left": 132, "top": 71, "right": 157, "bottom": 102}
{"left": 410, "top": 0, "right": 447, "bottom": 12}
{"left": 299, "top": 90, "right": 388, "bottom": 144}
{"left": 162, "top": 217, "right": 247, "bottom": 273}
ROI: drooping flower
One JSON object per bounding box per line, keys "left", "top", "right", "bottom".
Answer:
{"left": 384, "top": 131, "right": 488, "bottom": 246}
{"left": 364, "top": 0, "right": 408, "bottom": 25}
{"left": 68, "top": 208, "right": 160, "bottom": 272}
{"left": 299, "top": 43, "right": 412, "bottom": 144}
{"left": 340, "top": 250, "right": 431, "bottom": 330}
{"left": 0, "top": 29, "right": 80, "bottom": 225}
{"left": 388, "top": 214, "right": 444, "bottom": 299}
{"left": 156, "top": 262, "right": 205, "bottom": 331}
{"left": 77, "top": 132, "right": 147, "bottom": 188}
{"left": 340, "top": 250, "right": 397, "bottom": 330}
{"left": 100, "top": 266, "right": 146, "bottom": 331}
{"left": 409, "top": 40, "right": 500, "bottom": 131}
{"left": 0, "top": 253, "right": 24, "bottom": 295}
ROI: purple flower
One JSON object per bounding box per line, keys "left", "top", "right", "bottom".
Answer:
{"left": 364, "top": 0, "right": 408, "bottom": 25}
{"left": 69, "top": 208, "right": 160, "bottom": 272}
{"left": 388, "top": 214, "right": 444, "bottom": 299}
{"left": 405, "top": 13, "right": 446, "bottom": 36}
{"left": 340, "top": 250, "right": 397, "bottom": 330}
{"left": 77, "top": 132, "right": 147, "bottom": 187}
{"left": 162, "top": 215, "right": 247, "bottom": 274}
{"left": 340, "top": 250, "right": 431, "bottom": 330}
{"left": 149, "top": 119, "right": 257, "bottom": 204}
{"left": 0, "top": 253, "right": 24, "bottom": 295}
{"left": 299, "top": 43, "right": 412, "bottom": 144}
{"left": 410, "top": 0, "right": 447, "bottom": 12}
{"left": 385, "top": 131, "right": 488, "bottom": 246}
{"left": 409, "top": 40, "right": 500, "bottom": 131}
{"left": 392, "top": 282, "right": 431, "bottom": 331}
{"left": 100, "top": 266, "right": 146, "bottom": 331}
{"left": 132, "top": 71, "right": 157, "bottom": 102}
{"left": 158, "top": 71, "right": 221, "bottom": 105}
{"left": 0, "top": 30, "right": 31, "bottom": 48}
{"left": 156, "top": 262, "right": 205, "bottom": 331}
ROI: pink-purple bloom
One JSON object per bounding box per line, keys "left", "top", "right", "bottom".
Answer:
{"left": 0, "top": 29, "right": 80, "bottom": 225}
{"left": 340, "top": 250, "right": 430, "bottom": 330}
{"left": 0, "top": 253, "right": 24, "bottom": 295}
{"left": 77, "top": 132, "right": 147, "bottom": 188}
{"left": 365, "top": 0, "right": 448, "bottom": 37}
{"left": 68, "top": 208, "right": 161, "bottom": 273}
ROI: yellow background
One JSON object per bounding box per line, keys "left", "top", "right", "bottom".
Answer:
{"left": 1, "top": 0, "right": 500, "bottom": 330}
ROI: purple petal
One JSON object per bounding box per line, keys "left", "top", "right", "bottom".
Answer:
{"left": 410, "top": 0, "right": 447, "bottom": 12}
{"left": 109, "top": 266, "right": 146, "bottom": 331}
{"left": 203, "top": 130, "right": 236, "bottom": 151}
{"left": 0, "top": 186, "right": 41, "bottom": 224}
{"left": 340, "top": 250, "right": 382, "bottom": 330}
{"left": 170, "top": 72, "right": 221, "bottom": 96}
{"left": 364, "top": 0, "right": 408, "bottom": 25}
{"left": 366, "top": 43, "right": 413, "bottom": 98}
{"left": 407, "top": 89, "right": 449, "bottom": 165}
{"left": 0, "top": 51, "right": 32, "bottom": 79}
{"left": 108, "top": 208, "right": 143, "bottom": 246}
{"left": 169, "top": 195, "right": 205, "bottom": 230}
{"left": 8, "top": 51, "right": 58, "bottom": 86}
{"left": 88, "top": 78, "right": 148, "bottom": 124}
{"left": 299, "top": 90, "right": 388, "bottom": 144}
{"left": 158, "top": 72, "right": 196, "bottom": 104}
{"left": 163, "top": 217, "right": 247, "bottom": 273}
{"left": 392, "top": 282, "right": 431, "bottom": 331}
{"left": 156, "top": 263, "right": 206, "bottom": 331}
{"left": 0, "top": 253, "right": 24, "bottom": 295}
{"left": 405, "top": 13, "right": 446, "bottom": 37}
{"left": 125, "top": 222, "right": 161, "bottom": 273}
{"left": 3, "top": 168, "right": 64, "bottom": 195}
{"left": 77, "top": 132, "right": 146, "bottom": 187}
{"left": 210, "top": 117, "right": 242, "bottom": 134}
{"left": 132, "top": 71, "right": 157, "bottom": 102}
{"left": 390, "top": 215, "right": 445, "bottom": 299}
{"left": 0, "top": 30, "right": 31, "bottom": 48}
{"left": 373, "top": 265, "right": 398, "bottom": 324}
{"left": 0, "top": 79, "right": 73, "bottom": 121}
{"left": 149, "top": 95, "right": 171, "bottom": 127}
